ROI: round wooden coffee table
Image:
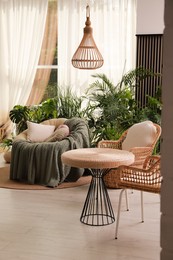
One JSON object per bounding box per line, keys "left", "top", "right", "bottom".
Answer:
{"left": 61, "top": 148, "right": 134, "bottom": 226}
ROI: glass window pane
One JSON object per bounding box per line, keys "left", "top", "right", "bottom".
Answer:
{"left": 41, "top": 69, "right": 57, "bottom": 101}
{"left": 38, "top": 0, "right": 57, "bottom": 66}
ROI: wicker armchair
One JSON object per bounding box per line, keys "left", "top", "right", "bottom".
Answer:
{"left": 98, "top": 121, "right": 161, "bottom": 188}
{"left": 115, "top": 155, "right": 161, "bottom": 239}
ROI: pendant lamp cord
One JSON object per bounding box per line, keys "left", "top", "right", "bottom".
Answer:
{"left": 86, "top": 5, "right": 90, "bottom": 19}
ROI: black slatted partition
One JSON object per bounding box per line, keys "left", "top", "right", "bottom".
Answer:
{"left": 136, "top": 34, "right": 163, "bottom": 108}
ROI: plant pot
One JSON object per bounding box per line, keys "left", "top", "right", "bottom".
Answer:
{"left": 3, "top": 151, "right": 11, "bottom": 163}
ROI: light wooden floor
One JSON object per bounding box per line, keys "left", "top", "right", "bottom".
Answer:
{"left": 0, "top": 153, "right": 160, "bottom": 260}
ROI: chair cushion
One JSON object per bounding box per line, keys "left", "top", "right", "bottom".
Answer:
{"left": 122, "top": 121, "right": 157, "bottom": 151}
{"left": 27, "top": 121, "right": 55, "bottom": 142}
{"left": 44, "top": 124, "right": 70, "bottom": 142}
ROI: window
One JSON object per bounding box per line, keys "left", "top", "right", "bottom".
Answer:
{"left": 28, "top": 0, "right": 137, "bottom": 104}
{"left": 29, "top": 0, "right": 58, "bottom": 104}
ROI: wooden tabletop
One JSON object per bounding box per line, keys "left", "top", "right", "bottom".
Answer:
{"left": 61, "top": 148, "right": 135, "bottom": 169}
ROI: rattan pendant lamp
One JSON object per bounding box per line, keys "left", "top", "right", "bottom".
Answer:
{"left": 71, "top": 5, "right": 104, "bottom": 70}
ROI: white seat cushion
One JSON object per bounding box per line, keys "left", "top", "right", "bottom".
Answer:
{"left": 122, "top": 121, "right": 157, "bottom": 151}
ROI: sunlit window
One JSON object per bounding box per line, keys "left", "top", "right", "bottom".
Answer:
{"left": 30, "top": 0, "right": 57, "bottom": 104}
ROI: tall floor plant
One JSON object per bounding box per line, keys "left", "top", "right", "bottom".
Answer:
{"left": 86, "top": 67, "right": 161, "bottom": 146}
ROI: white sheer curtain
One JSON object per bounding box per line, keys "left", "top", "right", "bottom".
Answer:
{"left": 58, "top": 0, "right": 137, "bottom": 95}
{"left": 0, "top": 0, "right": 48, "bottom": 127}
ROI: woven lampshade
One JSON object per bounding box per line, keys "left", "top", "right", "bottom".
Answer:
{"left": 71, "top": 5, "right": 104, "bottom": 70}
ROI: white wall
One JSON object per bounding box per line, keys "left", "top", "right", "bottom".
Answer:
{"left": 137, "top": 0, "right": 164, "bottom": 34}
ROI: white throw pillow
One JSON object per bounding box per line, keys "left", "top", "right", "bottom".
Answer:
{"left": 122, "top": 121, "right": 157, "bottom": 151}
{"left": 27, "top": 121, "right": 55, "bottom": 142}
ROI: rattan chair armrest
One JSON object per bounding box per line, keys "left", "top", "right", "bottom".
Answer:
{"left": 129, "top": 146, "right": 152, "bottom": 153}
{"left": 128, "top": 147, "right": 152, "bottom": 168}
{"left": 98, "top": 130, "right": 128, "bottom": 149}
{"left": 98, "top": 140, "right": 122, "bottom": 149}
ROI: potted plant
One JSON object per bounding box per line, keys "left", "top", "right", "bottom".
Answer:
{"left": 0, "top": 137, "right": 13, "bottom": 163}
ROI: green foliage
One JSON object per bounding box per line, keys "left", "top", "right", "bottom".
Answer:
{"left": 9, "top": 88, "right": 91, "bottom": 135}
{"left": 8, "top": 67, "right": 162, "bottom": 150}
{"left": 119, "top": 67, "right": 157, "bottom": 90}
{"left": 9, "top": 105, "right": 30, "bottom": 134}
{"left": 56, "top": 87, "right": 96, "bottom": 126}
{"left": 57, "top": 87, "right": 84, "bottom": 118}
{"left": 42, "top": 82, "right": 57, "bottom": 101}
{"left": 29, "top": 98, "right": 58, "bottom": 123}
{"left": 141, "top": 85, "right": 162, "bottom": 125}
{"left": 86, "top": 68, "right": 161, "bottom": 146}
{"left": 0, "top": 138, "right": 13, "bottom": 150}
{"left": 9, "top": 98, "right": 58, "bottom": 134}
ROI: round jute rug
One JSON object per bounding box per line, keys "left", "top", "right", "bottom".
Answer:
{"left": 0, "top": 166, "right": 91, "bottom": 190}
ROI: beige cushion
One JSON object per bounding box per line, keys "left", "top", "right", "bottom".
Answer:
{"left": 41, "top": 118, "right": 67, "bottom": 128}
{"left": 122, "top": 121, "right": 157, "bottom": 151}
{"left": 45, "top": 124, "right": 70, "bottom": 142}
{"left": 27, "top": 121, "right": 55, "bottom": 142}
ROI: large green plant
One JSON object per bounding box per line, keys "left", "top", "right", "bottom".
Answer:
{"left": 57, "top": 87, "right": 84, "bottom": 118}
{"left": 29, "top": 98, "right": 58, "bottom": 123}
{"left": 9, "top": 87, "right": 93, "bottom": 135}
{"left": 86, "top": 68, "right": 161, "bottom": 145}
{"left": 9, "top": 98, "right": 58, "bottom": 134}
{"left": 141, "top": 85, "right": 162, "bottom": 125}
{"left": 8, "top": 68, "right": 162, "bottom": 148}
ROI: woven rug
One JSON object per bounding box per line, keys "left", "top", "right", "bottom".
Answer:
{"left": 0, "top": 166, "right": 91, "bottom": 190}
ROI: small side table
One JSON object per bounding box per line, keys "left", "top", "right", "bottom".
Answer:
{"left": 61, "top": 148, "right": 134, "bottom": 226}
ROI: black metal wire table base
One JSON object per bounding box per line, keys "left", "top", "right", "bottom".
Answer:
{"left": 80, "top": 168, "right": 115, "bottom": 226}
